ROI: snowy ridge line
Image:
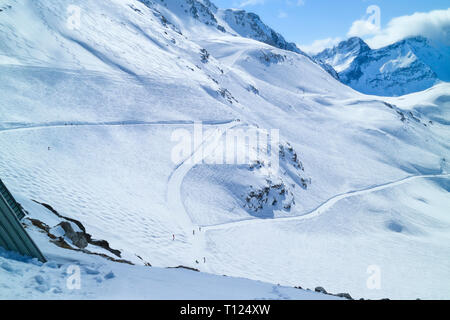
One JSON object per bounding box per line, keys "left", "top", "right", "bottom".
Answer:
{"left": 0, "top": 119, "right": 237, "bottom": 133}
{"left": 201, "top": 173, "right": 450, "bottom": 231}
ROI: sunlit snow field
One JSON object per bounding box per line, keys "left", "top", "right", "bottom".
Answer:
{"left": 0, "top": 0, "right": 449, "bottom": 299}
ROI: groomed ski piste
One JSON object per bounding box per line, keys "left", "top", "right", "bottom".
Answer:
{"left": 0, "top": 0, "right": 449, "bottom": 299}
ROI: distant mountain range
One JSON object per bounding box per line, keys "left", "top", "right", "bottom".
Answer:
{"left": 313, "top": 36, "right": 450, "bottom": 96}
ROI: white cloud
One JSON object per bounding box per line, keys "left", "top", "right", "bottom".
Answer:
{"left": 298, "top": 37, "right": 342, "bottom": 54}
{"left": 365, "top": 8, "right": 450, "bottom": 48}
{"left": 302, "top": 8, "right": 450, "bottom": 55}
{"left": 347, "top": 5, "right": 381, "bottom": 38}
{"left": 347, "top": 19, "right": 380, "bottom": 38}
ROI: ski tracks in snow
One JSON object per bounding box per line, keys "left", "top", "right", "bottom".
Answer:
{"left": 202, "top": 173, "right": 450, "bottom": 231}
{"left": 161, "top": 119, "right": 449, "bottom": 270}
{"left": 165, "top": 120, "right": 239, "bottom": 271}
{"left": 0, "top": 118, "right": 238, "bottom": 270}
{"left": 2, "top": 119, "right": 448, "bottom": 270}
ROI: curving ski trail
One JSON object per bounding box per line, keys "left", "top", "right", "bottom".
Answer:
{"left": 202, "top": 173, "right": 450, "bottom": 231}
{"left": 165, "top": 120, "right": 239, "bottom": 271}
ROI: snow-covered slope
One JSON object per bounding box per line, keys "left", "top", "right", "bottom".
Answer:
{"left": 0, "top": 0, "right": 449, "bottom": 300}
{"left": 1, "top": 199, "right": 339, "bottom": 300}
{"left": 314, "top": 36, "right": 450, "bottom": 96}
{"left": 0, "top": 249, "right": 335, "bottom": 300}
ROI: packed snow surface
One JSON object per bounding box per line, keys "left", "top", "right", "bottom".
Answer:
{"left": 0, "top": 0, "right": 449, "bottom": 299}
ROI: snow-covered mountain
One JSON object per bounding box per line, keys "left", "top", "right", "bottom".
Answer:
{"left": 0, "top": 0, "right": 449, "bottom": 300}
{"left": 314, "top": 36, "right": 450, "bottom": 96}
{"left": 152, "top": 0, "right": 304, "bottom": 54}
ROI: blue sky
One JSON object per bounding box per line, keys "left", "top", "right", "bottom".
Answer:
{"left": 213, "top": 0, "right": 450, "bottom": 53}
